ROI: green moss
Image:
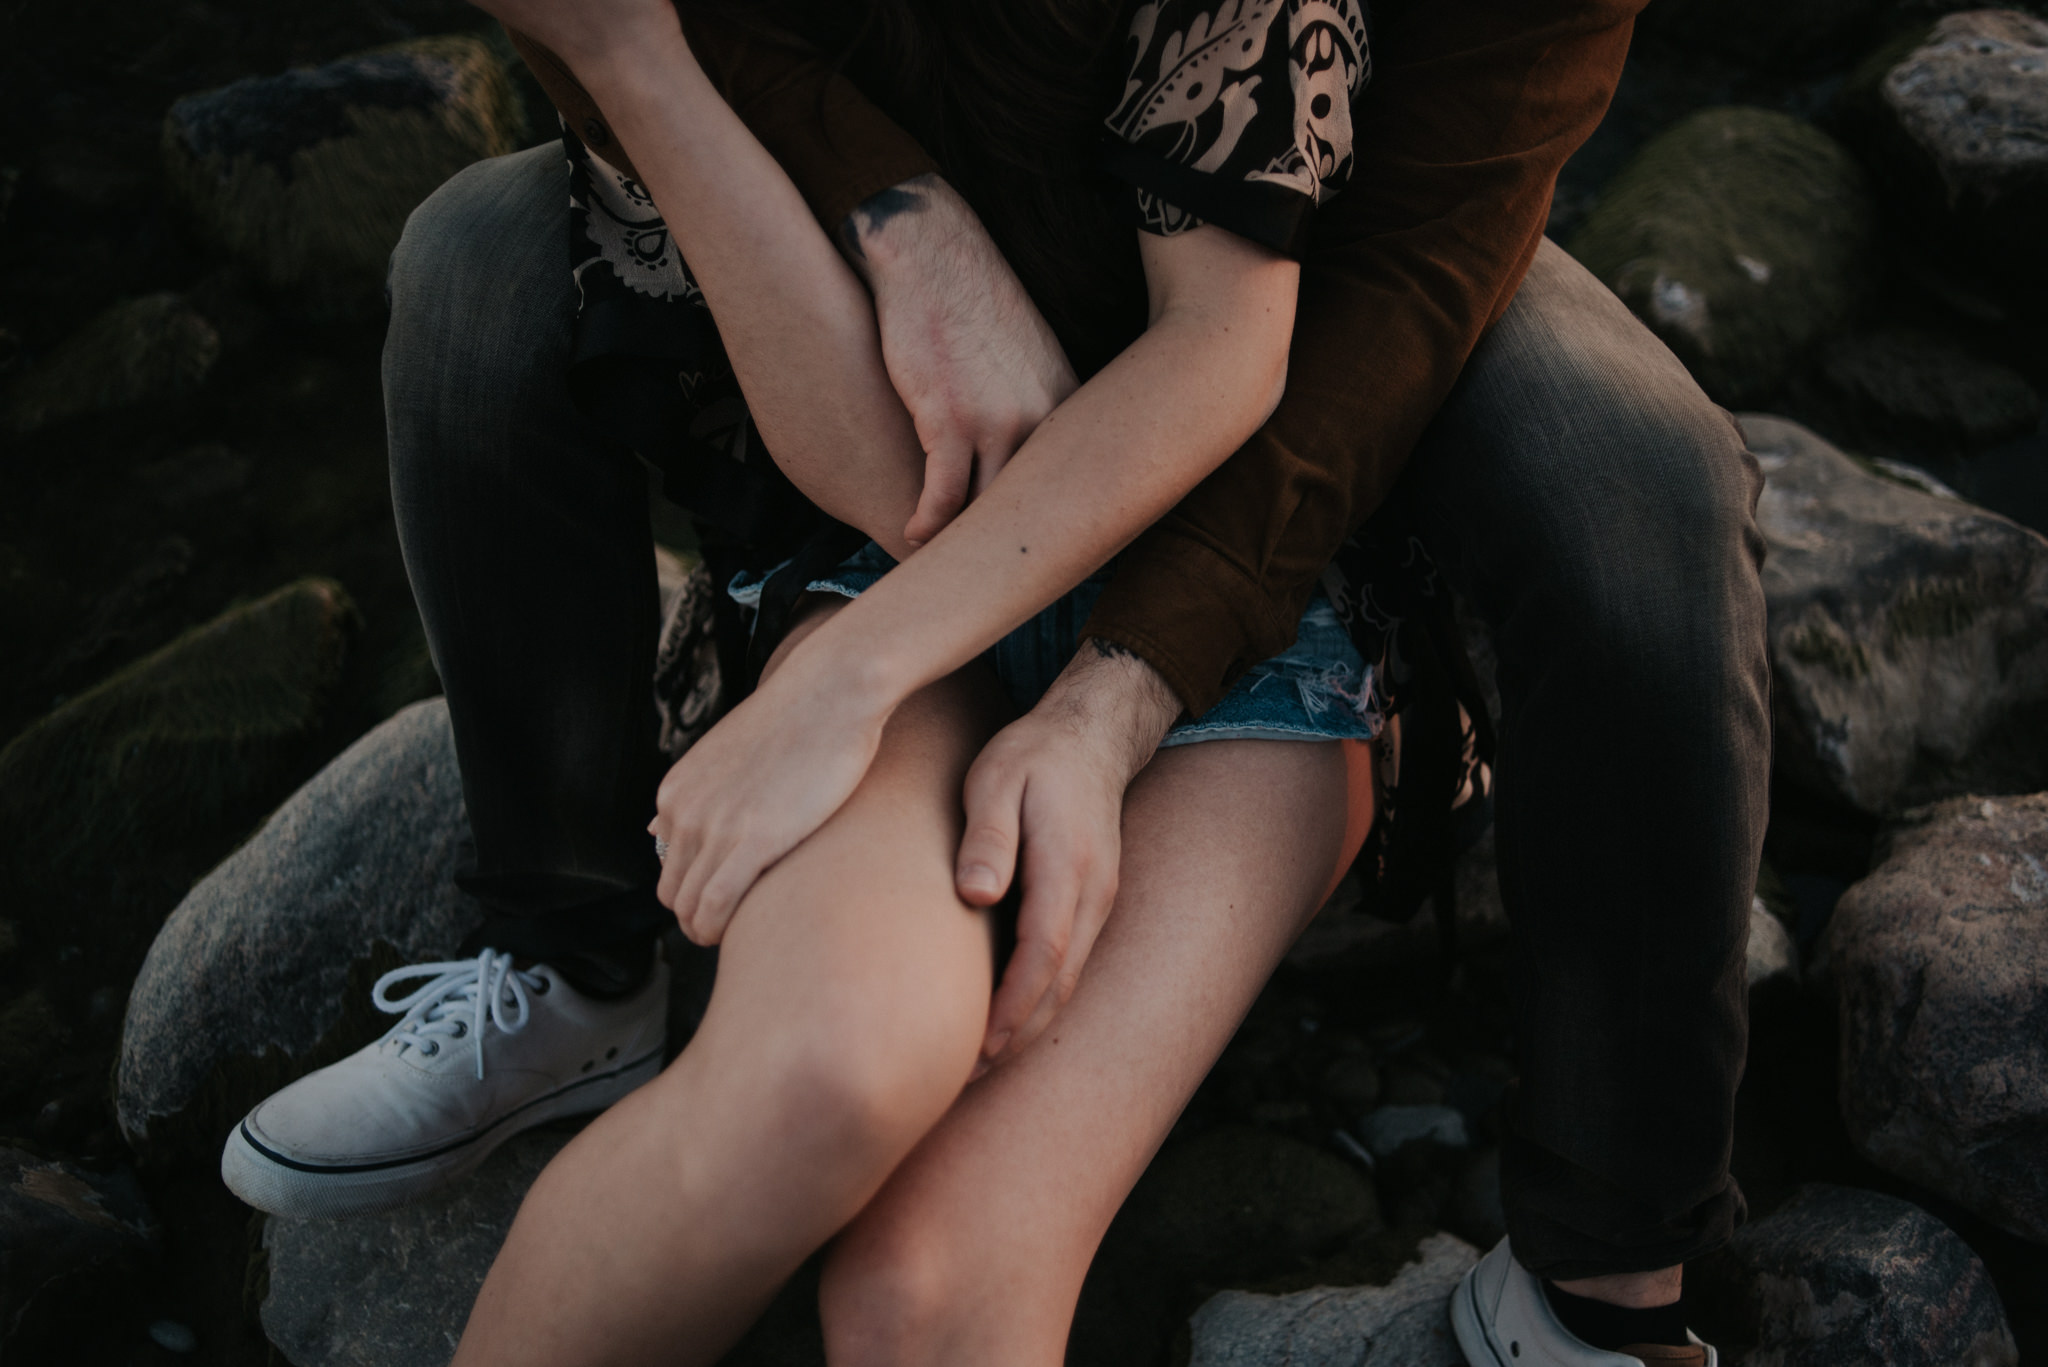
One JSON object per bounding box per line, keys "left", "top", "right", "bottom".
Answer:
{"left": 0, "top": 578, "right": 358, "bottom": 901}
{"left": 1566, "top": 107, "right": 1877, "bottom": 406}
{"left": 163, "top": 35, "right": 524, "bottom": 319}
{"left": 2, "top": 294, "right": 220, "bottom": 434}
{"left": 1786, "top": 621, "right": 1870, "bottom": 680}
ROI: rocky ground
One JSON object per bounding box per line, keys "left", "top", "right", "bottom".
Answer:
{"left": 1, "top": 0, "right": 2045, "bottom": 1364}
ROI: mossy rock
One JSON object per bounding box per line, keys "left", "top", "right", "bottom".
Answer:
{"left": 1567, "top": 107, "right": 1877, "bottom": 407}
{"left": 163, "top": 35, "right": 525, "bottom": 319}
{"left": 2, "top": 293, "right": 220, "bottom": 435}
{"left": 0, "top": 578, "right": 359, "bottom": 905}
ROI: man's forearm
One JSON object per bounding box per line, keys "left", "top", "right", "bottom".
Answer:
{"left": 1039, "top": 639, "right": 1184, "bottom": 780}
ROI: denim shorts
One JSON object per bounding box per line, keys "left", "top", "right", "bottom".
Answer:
{"left": 732, "top": 541, "right": 1381, "bottom": 747}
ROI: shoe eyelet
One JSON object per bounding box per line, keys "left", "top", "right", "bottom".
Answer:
{"left": 532, "top": 977, "right": 551, "bottom": 995}
{"left": 450, "top": 1021, "right": 467, "bottom": 1038}
{"left": 1510, "top": 1342, "right": 1519, "bottom": 1358}
{"left": 421, "top": 1043, "right": 439, "bottom": 1057}
{"left": 605, "top": 1046, "right": 618, "bottom": 1060}
{"left": 581, "top": 1060, "right": 594, "bottom": 1073}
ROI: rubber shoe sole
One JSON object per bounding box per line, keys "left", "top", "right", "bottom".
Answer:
{"left": 221, "top": 1046, "right": 662, "bottom": 1219}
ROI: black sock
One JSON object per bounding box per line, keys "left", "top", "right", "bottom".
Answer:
{"left": 546, "top": 937, "right": 657, "bottom": 1000}
{"left": 1542, "top": 1281, "right": 1690, "bottom": 1351}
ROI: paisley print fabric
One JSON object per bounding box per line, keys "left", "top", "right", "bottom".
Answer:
{"left": 1104, "top": 0, "right": 1371, "bottom": 257}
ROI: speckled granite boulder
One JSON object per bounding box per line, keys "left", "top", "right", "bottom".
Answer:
{"left": 1747, "top": 415, "right": 2048, "bottom": 815}
{"left": 1843, "top": 11, "right": 2048, "bottom": 298}
{"left": 1567, "top": 109, "right": 1876, "bottom": 406}
{"left": 1821, "top": 793, "right": 2048, "bottom": 1243}
{"left": 163, "top": 36, "right": 523, "bottom": 318}
{"left": 1186, "top": 1231, "right": 1475, "bottom": 1367}
{"left": 1691, "top": 1184, "right": 2016, "bottom": 1365}
{"left": 115, "top": 697, "right": 483, "bottom": 1164}
{"left": 260, "top": 1129, "right": 564, "bottom": 1367}
{"left": 2, "top": 292, "right": 219, "bottom": 434}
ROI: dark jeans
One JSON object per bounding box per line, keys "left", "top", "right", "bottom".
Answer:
{"left": 384, "top": 145, "right": 1769, "bottom": 1278}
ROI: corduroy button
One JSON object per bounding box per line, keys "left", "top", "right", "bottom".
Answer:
{"left": 581, "top": 116, "right": 611, "bottom": 147}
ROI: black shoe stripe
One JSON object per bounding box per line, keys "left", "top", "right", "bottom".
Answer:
{"left": 239, "top": 1046, "right": 664, "bottom": 1176}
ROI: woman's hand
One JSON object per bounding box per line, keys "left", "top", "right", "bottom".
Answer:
{"left": 842, "top": 176, "right": 1079, "bottom": 547}
{"left": 650, "top": 638, "right": 894, "bottom": 945}
{"left": 956, "top": 640, "right": 1181, "bottom": 1071}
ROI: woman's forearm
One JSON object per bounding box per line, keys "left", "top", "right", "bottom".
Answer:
{"left": 796, "top": 247, "right": 1295, "bottom": 711}
{"left": 577, "top": 22, "right": 925, "bottom": 558}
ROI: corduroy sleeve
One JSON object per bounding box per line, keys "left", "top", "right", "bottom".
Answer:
{"left": 1080, "top": 0, "right": 1645, "bottom": 716}
{"left": 504, "top": 12, "right": 938, "bottom": 234}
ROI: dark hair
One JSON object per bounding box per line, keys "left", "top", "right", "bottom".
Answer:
{"left": 692, "top": 0, "right": 1146, "bottom": 374}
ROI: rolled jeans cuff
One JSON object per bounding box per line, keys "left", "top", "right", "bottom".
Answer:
{"left": 1500, "top": 1126, "right": 1747, "bottom": 1280}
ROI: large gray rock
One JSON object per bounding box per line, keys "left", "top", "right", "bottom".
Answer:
{"left": 1186, "top": 1231, "right": 1476, "bottom": 1367}
{"left": 163, "top": 36, "right": 523, "bottom": 318}
{"left": 1747, "top": 414, "right": 2048, "bottom": 815}
{"left": 2, "top": 292, "right": 220, "bottom": 434}
{"left": 0, "top": 578, "right": 359, "bottom": 908}
{"left": 1691, "top": 1184, "right": 2017, "bottom": 1366}
{"left": 1821, "top": 793, "right": 2048, "bottom": 1244}
{"left": 1847, "top": 11, "right": 2048, "bottom": 299}
{"left": 0, "top": 1148, "right": 157, "bottom": 1340}
{"left": 1567, "top": 109, "right": 1877, "bottom": 406}
{"left": 260, "top": 1128, "right": 565, "bottom": 1367}
{"left": 116, "top": 697, "right": 483, "bottom": 1163}
{"left": 1746, "top": 896, "right": 1798, "bottom": 994}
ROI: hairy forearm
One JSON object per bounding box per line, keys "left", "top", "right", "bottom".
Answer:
{"left": 574, "top": 26, "right": 926, "bottom": 558}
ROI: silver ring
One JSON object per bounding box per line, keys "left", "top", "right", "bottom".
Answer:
{"left": 653, "top": 835, "right": 669, "bottom": 861}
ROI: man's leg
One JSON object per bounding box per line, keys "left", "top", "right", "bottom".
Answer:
{"left": 813, "top": 736, "right": 1352, "bottom": 1367}
{"left": 219, "top": 146, "right": 678, "bottom": 1220}
{"left": 1403, "top": 241, "right": 1769, "bottom": 1321}
{"left": 385, "top": 142, "right": 668, "bottom": 977}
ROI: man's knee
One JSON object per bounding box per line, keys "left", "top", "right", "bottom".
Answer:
{"left": 1422, "top": 247, "right": 1767, "bottom": 663}
{"left": 384, "top": 146, "right": 574, "bottom": 409}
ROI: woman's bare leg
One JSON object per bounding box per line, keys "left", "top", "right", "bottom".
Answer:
{"left": 454, "top": 602, "right": 1007, "bottom": 1367}
{"left": 818, "top": 736, "right": 1354, "bottom": 1366}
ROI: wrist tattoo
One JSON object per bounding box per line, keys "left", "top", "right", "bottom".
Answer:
{"left": 838, "top": 174, "right": 937, "bottom": 261}
{"left": 1090, "top": 637, "right": 1143, "bottom": 664}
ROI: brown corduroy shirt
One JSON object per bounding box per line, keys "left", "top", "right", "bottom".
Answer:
{"left": 508, "top": 1, "right": 1641, "bottom": 716}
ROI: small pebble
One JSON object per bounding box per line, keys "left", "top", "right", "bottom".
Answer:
{"left": 148, "top": 1320, "right": 197, "bottom": 1354}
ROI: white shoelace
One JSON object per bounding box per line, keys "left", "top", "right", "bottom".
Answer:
{"left": 372, "top": 949, "right": 548, "bottom": 1080}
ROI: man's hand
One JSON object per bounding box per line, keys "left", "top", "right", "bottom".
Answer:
{"left": 957, "top": 638, "right": 1182, "bottom": 1071}
{"left": 842, "top": 175, "right": 1079, "bottom": 547}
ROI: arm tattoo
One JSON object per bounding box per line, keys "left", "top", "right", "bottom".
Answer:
{"left": 837, "top": 174, "right": 938, "bottom": 261}
{"left": 1090, "top": 637, "right": 1143, "bottom": 663}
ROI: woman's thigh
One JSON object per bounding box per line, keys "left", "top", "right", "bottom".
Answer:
{"left": 820, "top": 735, "right": 1352, "bottom": 1362}
{"left": 457, "top": 615, "right": 1015, "bottom": 1367}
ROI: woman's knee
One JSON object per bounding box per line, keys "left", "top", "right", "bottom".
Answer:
{"left": 818, "top": 1217, "right": 976, "bottom": 1367}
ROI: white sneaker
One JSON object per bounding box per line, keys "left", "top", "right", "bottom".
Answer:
{"left": 1451, "top": 1237, "right": 1717, "bottom": 1367}
{"left": 222, "top": 947, "right": 667, "bottom": 1219}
